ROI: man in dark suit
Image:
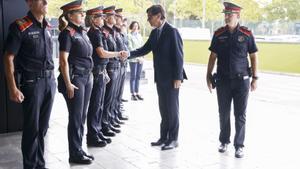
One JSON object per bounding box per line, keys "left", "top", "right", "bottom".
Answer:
{"left": 124, "top": 4, "right": 187, "bottom": 151}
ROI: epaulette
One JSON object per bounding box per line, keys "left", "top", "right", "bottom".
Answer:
{"left": 102, "top": 28, "right": 110, "bottom": 38}
{"left": 15, "top": 16, "right": 33, "bottom": 32}
{"left": 214, "top": 26, "right": 227, "bottom": 37}
{"left": 66, "top": 26, "right": 76, "bottom": 36}
{"left": 239, "top": 26, "right": 252, "bottom": 37}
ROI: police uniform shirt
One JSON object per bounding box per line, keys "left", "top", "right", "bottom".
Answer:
{"left": 87, "top": 26, "right": 109, "bottom": 65}
{"left": 102, "top": 25, "right": 119, "bottom": 62}
{"left": 59, "top": 22, "right": 93, "bottom": 69}
{"left": 209, "top": 25, "right": 258, "bottom": 78}
{"left": 5, "top": 11, "right": 54, "bottom": 72}
{"left": 114, "top": 26, "right": 127, "bottom": 51}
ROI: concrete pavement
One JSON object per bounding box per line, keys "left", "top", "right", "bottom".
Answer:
{"left": 1, "top": 61, "right": 300, "bottom": 169}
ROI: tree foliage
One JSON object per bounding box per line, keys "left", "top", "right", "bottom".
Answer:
{"left": 264, "top": 0, "right": 300, "bottom": 21}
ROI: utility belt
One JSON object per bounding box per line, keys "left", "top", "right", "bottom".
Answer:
{"left": 15, "top": 69, "right": 54, "bottom": 88}
{"left": 107, "top": 62, "right": 120, "bottom": 69}
{"left": 93, "top": 65, "right": 107, "bottom": 75}
{"left": 70, "top": 65, "right": 92, "bottom": 76}
{"left": 22, "top": 69, "right": 54, "bottom": 79}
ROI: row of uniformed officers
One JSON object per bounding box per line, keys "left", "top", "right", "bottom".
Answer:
{"left": 4, "top": 0, "right": 131, "bottom": 168}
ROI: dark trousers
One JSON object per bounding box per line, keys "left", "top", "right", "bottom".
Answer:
{"left": 62, "top": 73, "right": 93, "bottom": 157}
{"left": 129, "top": 62, "right": 143, "bottom": 94}
{"left": 21, "top": 74, "right": 56, "bottom": 169}
{"left": 216, "top": 78, "right": 250, "bottom": 148}
{"left": 87, "top": 66, "right": 107, "bottom": 138}
{"left": 115, "top": 64, "right": 127, "bottom": 116}
{"left": 102, "top": 66, "right": 119, "bottom": 129}
{"left": 156, "top": 82, "right": 180, "bottom": 141}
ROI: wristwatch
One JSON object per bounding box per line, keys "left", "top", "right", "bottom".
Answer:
{"left": 252, "top": 76, "right": 259, "bottom": 80}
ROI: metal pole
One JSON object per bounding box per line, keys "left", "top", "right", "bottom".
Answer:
{"left": 202, "top": 0, "right": 206, "bottom": 28}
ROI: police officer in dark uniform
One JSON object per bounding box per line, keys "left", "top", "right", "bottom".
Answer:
{"left": 206, "top": 2, "right": 258, "bottom": 158}
{"left": 101, "top": 6, "right": 122, "bottom": 136}
{"left": 114, "top": 8, "right": 130, "bottom": 122}
{"left": 85, "top": 6, "right": 125, "bottom": 146}
{"left": 57, "top": 0, "right": 94, "bottom": 164}
{"left": 4, "top": 0, "right": 55, "bottom": 168}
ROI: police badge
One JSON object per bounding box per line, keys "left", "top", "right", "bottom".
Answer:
{"left": 238, "top": 36, "right": 245, "bottom": 42}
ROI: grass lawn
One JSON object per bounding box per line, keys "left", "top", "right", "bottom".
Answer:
{"left": 146, "top": 40, "right": 300, "bottom": 74}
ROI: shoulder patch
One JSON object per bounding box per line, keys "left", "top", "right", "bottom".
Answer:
{"left": 214, "top": 26, "right": 226, "bottom": 37}
{"left": 15, "top": 16, "right": 33, "bottom": 32}
{"left": 239, "top": 26, "right": 252, "bottom": 37}
{"left": 66, "top": 26, "right": 76, "bottom": 36}
{"left": 102, "top": 28, "right": 109, "bottom": 39}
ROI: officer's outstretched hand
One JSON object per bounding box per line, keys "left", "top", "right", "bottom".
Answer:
{"left": 206, "top": 75, "right": 213, "bottom": 93}
{"left": 10, "top": 88, "right": 24, "bottom": 103}
{"left": 251, "top": 79, "right": 257, "bottom": 91}
{"left": 66, "top": 83, "right": 79, "bottom": 99}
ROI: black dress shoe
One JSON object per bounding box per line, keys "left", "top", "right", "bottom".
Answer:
{"left": 69, "top": 155, "right": 93, "bottom": 164}
{"left": 151, "top": 139, "right": 166, "bottom": 146}
{"left": 98, "top": 132, "right": 112, "bottom": 144}
{"left": 118, "top": 114, "right": 129, "bottom": 121}
{"left": 115, "top": 118, "right": 125, "bottom": 125}
{"left": 101, "top": 128, "right": 116, "bottom": 137}
{"left": 111, "top": 121, "right": 121, "bottom": 128}
{"left": 218, "top": 143, "right": 228, "bottom": 153}
{"left": 121, "top": 99, "right": 128, "bottom": 102}
{"left": 131, "top": 95, "right": 138, "bottom": 101}
{"left": 136, "top": 94, "right": 144, "bottom": 100}
{"left": 87, "top": 138, "right": 107, "bottom": 147}
{"left": 235, "top": 147, "right": 244, "bottom": 158}
{"left": 161, "top": 140, "right": 178, "bottom": 151}
{"left": 109, "top": 125, "right": 121, "bottom": 133}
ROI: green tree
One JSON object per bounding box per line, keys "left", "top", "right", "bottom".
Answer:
{"left": 264, "top": 0, "right": 300, "bottom": 21}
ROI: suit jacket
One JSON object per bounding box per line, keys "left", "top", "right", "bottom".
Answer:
{"left": 129, "top": 22, "right": 187, "bottom": 84}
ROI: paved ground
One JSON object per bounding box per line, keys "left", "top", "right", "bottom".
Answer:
{"left": 1, "top": 61, "right": 300, "bottom": 169}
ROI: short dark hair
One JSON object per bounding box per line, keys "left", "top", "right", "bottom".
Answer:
{"left": 146, "top": 5, "right": 165, "bottom": 20}
{"left": 129, "top": 21, "right": 140, "bottom": 30}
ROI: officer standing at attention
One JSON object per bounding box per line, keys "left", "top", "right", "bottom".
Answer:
{"left": 206, "top": 2, "right": 258, "bottom": 158}
{"left": 4, "top": 0, "right": 56, "bottom": 168}
{"left": 114, "top": 8, "right": 129, "bottom": 122}
{"left": 85, "top": 6, "right": 125, "bottom": 146}
{"left": 57, "top": 0, "right": 94, "bottom": 165}
{"left": 101, "top": 6, "right": 122, "bottom": 136}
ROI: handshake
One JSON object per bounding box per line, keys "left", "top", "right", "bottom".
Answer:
{"left": 119, "top": 51, "right": 129, "bottom": 60}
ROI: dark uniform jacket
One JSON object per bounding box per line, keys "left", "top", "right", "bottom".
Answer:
{"left": 5, "top": 11, "right": 54, "bottom": 72}
{"left": 129, "top": 22, "right": 187, "bottom": 84}
{"left": 209, "top": 25, "right": 258, "bottom": 78}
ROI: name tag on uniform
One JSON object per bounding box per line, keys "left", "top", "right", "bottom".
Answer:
{"left": 28, "top": 31, "right": 40, "bottom": 39}
{"left": 218, "top": 36, "right": 228, "bottom": 40}
{"left": 74, "top": 35, "right": 82, "bottom": 40}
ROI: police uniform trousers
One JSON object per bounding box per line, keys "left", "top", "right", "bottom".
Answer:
{"left": 62, "top": 73, "right": 93, "bottom": 158}
{"left": 216, "top": 78, "right": 250, "bottom": 148}
{"left": 21, "top": 71, "right": 56, "bottom": 169}
{"left": 87, "top": 65, "right": 107, "bottom": 139}
{"left": 102, "top": 63, "right": 120, "bottom": 130}
{"left": 114, "top": 62, "right": 127, "bottom": 117}
{"left": 156, "top": 82, "right": 180, "bottom": 142}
